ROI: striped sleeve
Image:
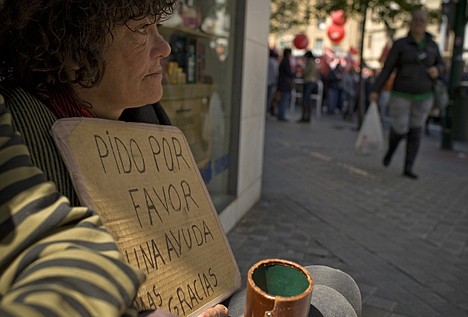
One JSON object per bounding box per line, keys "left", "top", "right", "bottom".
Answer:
{"left": 0, "top": 99, "right": 145, "bottom": 317}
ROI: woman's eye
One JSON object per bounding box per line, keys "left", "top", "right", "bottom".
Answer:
{"left": 136, "top": 24, "right": 150, "bottom": 34}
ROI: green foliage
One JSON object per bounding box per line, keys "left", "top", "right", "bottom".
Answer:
{"left": 269, "top": 0, "right": 440, "bottom": 36}
{"left": 314, "top": 0, "right": 440, "bottom": 34}
{"left": 270, "top": 0, "right": 311, "bottom": 34}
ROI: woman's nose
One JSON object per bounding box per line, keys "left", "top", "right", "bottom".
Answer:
{"left": 150, "top": 33, "right": 171, "bottom": 59}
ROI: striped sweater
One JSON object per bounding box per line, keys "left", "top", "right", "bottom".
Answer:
{"left": 0, "top": 86, "right": 80, "bottom": 206}
{"left": 0, "top": 98, "right": 144, "bottom": 316}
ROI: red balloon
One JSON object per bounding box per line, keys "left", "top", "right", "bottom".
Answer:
{"left": 331, "top": 10, "right": 346, "bottom": 26}
{"left": 293, "top": 33, "right": 309, "bottom": 49}
{"left": 327, "top": 24, "right": 345, "bottom": 44}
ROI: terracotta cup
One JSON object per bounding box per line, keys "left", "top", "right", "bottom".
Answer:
{"left": 244, "top": 258, "right": 314, "bottom": 317}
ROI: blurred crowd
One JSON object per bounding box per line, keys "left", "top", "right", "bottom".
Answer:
{"left": 266, "top": 46, "right": 380, "bottom": 123}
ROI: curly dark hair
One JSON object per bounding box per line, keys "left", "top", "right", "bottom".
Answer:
{"left": 0, "top": 0, "right": 176, "bottom": 96}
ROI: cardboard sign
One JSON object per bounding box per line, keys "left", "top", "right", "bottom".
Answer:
{"left": 51, "top": 118, "right": 240, "bottom": 316}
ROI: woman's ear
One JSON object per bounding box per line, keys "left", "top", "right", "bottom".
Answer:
{"left": 64, "top": 60, "right": 80, "bottom": 82}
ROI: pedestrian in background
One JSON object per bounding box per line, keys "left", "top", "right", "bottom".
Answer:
{"left": 341, "top": 67, "right": 359, "bottom": 121}
{"left": 266, "top": 48, "right": 279, "bottom": 116}
{"left": 326, "top": 62, "right": 343, "bottom": 114}
{"left": 378, "top": 72, "right": 395, "bottom": 121}
{"left": 276, "top": 47, "right": 294, "bottom": 122}
{"left": 377, "top": 38, "right": 395, "bottom": 121}
{"left": 463, "top": 63, "right": 468, "bottom": 81}
{"left": 370, "top": 8, "right": 445, "bottom": 179}
{"left": 298, "top": 50, "right": 319, "bottom": 123}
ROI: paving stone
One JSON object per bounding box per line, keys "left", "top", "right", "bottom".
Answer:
{"left": 362, "top": 304, "right": 392, "bottom": 317}
{"left": 365, "top": 296, "right": 398, "bottom": 311}
{"left": 227, "top": 114, "right": 468, "bottom": 317}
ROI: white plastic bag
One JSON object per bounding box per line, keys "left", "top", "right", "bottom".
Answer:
{"left": 355, "top": 101, "right": 384, "bottom": 155}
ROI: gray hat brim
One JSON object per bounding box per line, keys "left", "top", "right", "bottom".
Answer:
{"left": 227, "top": 265, "right": 361, "bottom": 317}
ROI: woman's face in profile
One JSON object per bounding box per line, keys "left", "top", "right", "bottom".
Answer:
{"left": 77, "top": 17, "right": 171, "bottom": 119}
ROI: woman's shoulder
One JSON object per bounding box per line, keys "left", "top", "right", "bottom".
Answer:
{"left": 393, "top": 36, "right": 411, "bottom": 48}
{"left": 0, "top": 85, "right": 56, "bottom": 128}
{"left": 426, "top": 34, "right": 440, "bottom": 49}
{"left": 0, "top": 85, "right": 48, "bottom": 109}
{"left": 0, "top": 84, "right": 79, "bottom": 205}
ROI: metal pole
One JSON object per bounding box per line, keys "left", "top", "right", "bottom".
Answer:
{"left": 357, "top": 3, "right": 368, "bottom": 128}
{"left": 441, "top": 0, "right": 467, "bottom": 150}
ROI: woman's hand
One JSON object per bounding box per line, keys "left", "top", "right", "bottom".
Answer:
{"left": 427, "top": 66, "right": 439, "bottom": 79}
{"left": 197, "top": 304, "right": 229, "bottom": 317}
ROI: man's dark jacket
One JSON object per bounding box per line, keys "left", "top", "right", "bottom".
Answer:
{"left": 277, "top": 56, "right": 294, "bottom": 92}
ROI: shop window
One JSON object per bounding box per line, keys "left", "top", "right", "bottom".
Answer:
{"left": 159, "top": 0, "right": 240, "bottom": 211}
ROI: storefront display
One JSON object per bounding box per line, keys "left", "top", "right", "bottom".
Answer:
{"left": 160, "top": 0, "right": 239, "bottom": 210}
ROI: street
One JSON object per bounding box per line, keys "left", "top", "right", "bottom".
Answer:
{"left": 227, "top": 110, "right": 468, "bottom": 317}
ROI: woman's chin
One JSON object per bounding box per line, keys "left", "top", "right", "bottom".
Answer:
{"left": 134, "top": 93, "right": 163, "bottom": 107}
{"left": 149, "top": 92, "right": 163, "bottom": 105}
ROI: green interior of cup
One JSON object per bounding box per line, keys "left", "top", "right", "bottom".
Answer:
{"left": 251, "top": 263, "right": 309, "bottom": 297}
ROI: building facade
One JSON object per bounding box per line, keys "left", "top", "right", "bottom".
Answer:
{"left": 161, "top": 0, "right": 270, "bottom": 232}
{"left": 268, "top": 0, "right": 454, "bottom": 70}
{"left": 161, "top": 0, "right": 466, "bottom": 234}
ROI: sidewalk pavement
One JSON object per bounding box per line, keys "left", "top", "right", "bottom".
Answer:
{"left": 226, "top": 110, "right": 468, "bottom": 317}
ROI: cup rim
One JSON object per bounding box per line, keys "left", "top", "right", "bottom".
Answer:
{"left": 247, "top": 258, "right": 314, "bottom": 301}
